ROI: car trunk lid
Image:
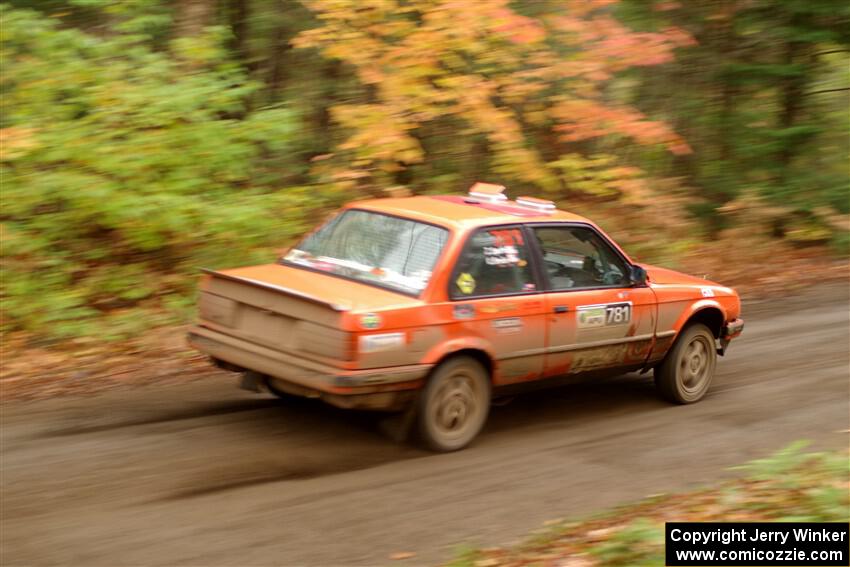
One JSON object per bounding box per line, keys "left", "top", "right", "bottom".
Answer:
{"left": 198, "top": 264, "right": 421, "bottom": 365}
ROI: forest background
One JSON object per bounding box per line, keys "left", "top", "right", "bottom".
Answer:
{"left": 1, "top": 0, "right": 848, "bottom": 344}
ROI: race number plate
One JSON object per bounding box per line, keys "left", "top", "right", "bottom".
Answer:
{"left": 577, "top": 302, "right": 632, "bottom": 328}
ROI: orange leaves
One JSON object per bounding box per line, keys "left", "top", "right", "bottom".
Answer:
{"left": 332, "top": 104, "right": 424, "bottom": 165}
{"left": 295, "top": 0, "right": 693, "bottom": 198}
{"left": 548, "top": 14, "right": 690, "bottom": 74}
{"left": 553, "top": 100, "right": 691, "bottom": 155}
{"left": 488, "top": 6, "right": 546, "bottom": 45}
{"left": 661, "top": 26, "right": 698, "bottom": 48}
{"left": 0, "top": 127, "right": 39, "bottom": 161}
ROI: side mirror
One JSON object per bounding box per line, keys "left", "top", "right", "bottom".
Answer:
{"left": 629, "top": 265, "right": 647, "bottom": 287}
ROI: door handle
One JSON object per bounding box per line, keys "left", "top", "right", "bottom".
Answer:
{"left": 553, "top": 305, "right": 569, "bottom": 314}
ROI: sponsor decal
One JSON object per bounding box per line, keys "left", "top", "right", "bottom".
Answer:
{"left": 489, "top": 228, "right": 524, "bottom": 246}
{"left": 359, "top": 332, "right": 405, "bottom": 353}
{"left": 359, "top": 313, "right": 382, "bottom": 330}
{"left": 483, "top": 245, "right": 520, "bottom": 266}
{"left": 577, "top": 302, "right": 632, "bottom": 328}
{"left": 480, "top": 302, "right": 518, "bottom": 314}
{"left": 456, "top": 272, "right": 476, "bottom": 295}
{"left": 491, "top": 317, "right": 523, "bottom": 333}
{"left": 577, "top": 306, "right": 606, "bottom": 328}
{"left": 478, "top": 228, "right": 527, "bottom": 267}
{"left": 700, "top": 287, "right": 715, "bottom": 297}
{"left": 311, "top": 259, "right": 336, "bottom": 272}
{"left": 453, "top": 304, "right": 475, "bottom": 319}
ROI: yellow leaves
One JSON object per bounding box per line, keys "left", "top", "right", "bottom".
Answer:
{"left": 548, "top": 154, "right": 654, "bottom": 204}
{"left": 550, "top": 154, "right": 614, "bottom": 197}
{"left": 718, "top": 191, "right": 795, "bottom": 238}
{"left": 295, "top": 0, "right": 690, "bottom": 199}
{"left": 0, "top": 127, "right": 39, "bottom": 161}
{"left": 384, "top": 186, "right": 412, "bottom": 198}
{"left": 813, "top": 207, "right": 850, "bottom": 233}
{"left": 359, "top": 65, "right": 385, "bottom": 85}
{"left": 170, "top": 27, "right": 230, "bottom": 68}
{"left": 499, "top": 79, "right": 547, "bottom": 105}
{"left": 332, "top": 104, "right": 424, "bottom": 165}
{"left": 488, "top": 5, "right": 546, "bottom": 45}
{"left": 717, "top": 191, "right": 848, "bottom": 245}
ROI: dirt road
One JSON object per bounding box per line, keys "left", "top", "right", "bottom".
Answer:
{"left": 2, "top": 284, "right": 848, "bottom": 566}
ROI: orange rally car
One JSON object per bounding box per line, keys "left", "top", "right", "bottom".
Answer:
{"left": 188, "top": 183, "right": 744, "bottom": 451}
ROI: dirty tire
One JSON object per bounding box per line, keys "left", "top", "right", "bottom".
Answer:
{"left": 417, "top": 356, "right": 490, "bottom": 452}
{"left": 263, "top": 375, "right": 297, "bottom": 400}
{"left": 654, "top": 323, "right": 717, "bottom": 404}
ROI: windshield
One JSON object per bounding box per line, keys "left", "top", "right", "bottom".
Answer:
{"left": 283, "top": 210, "right": 449, "bottom": 296}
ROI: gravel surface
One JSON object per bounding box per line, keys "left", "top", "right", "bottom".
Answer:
{"left": 2, "top": 284, "right": 848, "bottom": 566}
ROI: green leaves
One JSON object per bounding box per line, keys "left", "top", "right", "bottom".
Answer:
{"left": 0, "top": 7, "right": 305, "bottom": 339}
{"left": 2, "top": 0, "right": 846, "bottom": 341}
{"left": 619, "top": 0, "right": 849, "bottom": 247}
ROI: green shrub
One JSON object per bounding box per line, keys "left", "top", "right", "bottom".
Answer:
{"left": 0, "top": 7, "right": 312, "bottom": 340}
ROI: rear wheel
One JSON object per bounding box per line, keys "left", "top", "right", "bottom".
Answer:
{"left": 654, "top": 323, "right": 717, "bottom": 404}
{"left": 262, "top": 375, "right": 297, "bottom": 399}
{"left": 417, "top": 356, "right": 490, "bottom": 452}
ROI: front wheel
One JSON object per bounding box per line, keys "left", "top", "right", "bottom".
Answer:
{"left": 654, "top": 323, "right": 717, "bottom": 404}
{"left": 417, "top": 356, "right": 490, "bottom": 452}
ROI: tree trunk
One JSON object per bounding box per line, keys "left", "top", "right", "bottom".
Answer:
{"left": 778, "top": 40, "right": 807, "bottom": 170}
{"left": 175, "top": 0, "right": 216, "bottom": 38}
{"left": 315, "top": 59, "right": 341, "bottom": 134}
{"left": 717, "top": 0, "right": 738, "bottom": 165}
{"left": 228, "top": 0, "right": 251, "bottom": 68}
{"left": 267, "top": 19, "right": 292, "bottom": 101}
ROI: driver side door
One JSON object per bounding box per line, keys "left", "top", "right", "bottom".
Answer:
{"left": 531, "top": 224, "right": 657, "bottom": 377}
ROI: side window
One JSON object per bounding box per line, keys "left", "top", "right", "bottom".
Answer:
{"left": 533, "top": 226, "right": 629, "bottom": 290}
{"left": 451, "top": 227, "right": 537, "bottom": 298}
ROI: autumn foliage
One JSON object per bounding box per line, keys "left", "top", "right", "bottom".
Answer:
{"left": 0, "top": 0, "right": 847, "bottom": 340}
{"left": 295, "top": 0, "right": 691, "bottom": 198}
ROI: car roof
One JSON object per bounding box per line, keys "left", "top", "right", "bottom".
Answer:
{"left": 348, "top": 195, "right": 593, "bottom": 231}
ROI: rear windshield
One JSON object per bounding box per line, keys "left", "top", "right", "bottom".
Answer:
{"left": 283, "top": 210, "right": 449, "bottom": 296}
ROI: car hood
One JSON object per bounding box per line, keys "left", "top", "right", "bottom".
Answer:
{"left": 212, "top": 263, "right": 424, "bottom": 313}
{"left": 640, "top": 263, "right": 722, "bottom": 287}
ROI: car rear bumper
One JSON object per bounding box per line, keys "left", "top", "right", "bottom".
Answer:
{"left": 187, "top": 326, "right": 431, "bottom": 410}
{"left": 718, "top": 317, "right": 744, "bottom": 355}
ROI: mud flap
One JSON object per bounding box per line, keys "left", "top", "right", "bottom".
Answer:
{"left": 238, "top": 371, "right": 264, "bottom": 393}
{"left": 378, "top": 404, "right": 418, "bottom": 443}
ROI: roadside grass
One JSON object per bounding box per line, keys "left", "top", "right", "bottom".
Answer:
{"left": 446, "top": 442, "right": 850, "bottom": 567}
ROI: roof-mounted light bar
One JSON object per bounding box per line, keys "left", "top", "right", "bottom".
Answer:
{"left": 515, "top": 196, "right": 556, "bottom": 213}
{"left": 467, "top": 182, "right": 508, "bottom": 203}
